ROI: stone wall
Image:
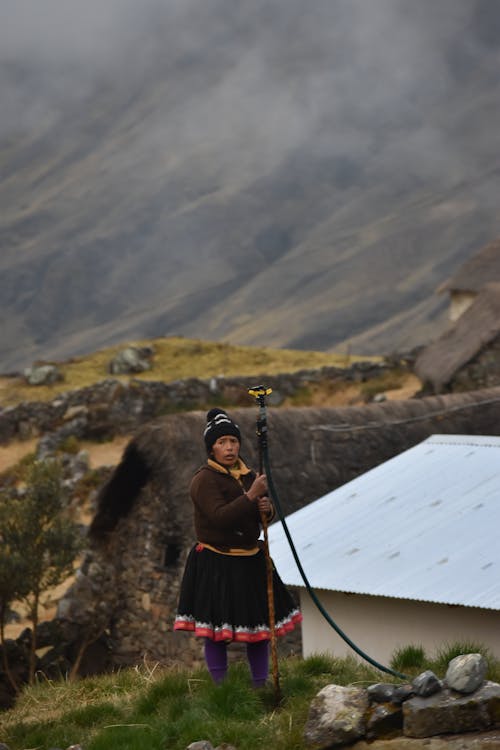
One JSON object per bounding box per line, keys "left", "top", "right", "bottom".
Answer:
{"left": 0, "top": 361, "right": 391, "bottom": 445}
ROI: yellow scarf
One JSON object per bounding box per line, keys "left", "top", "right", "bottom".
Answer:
{"left": 207, "top": 457, "right": 252, "bottom": 484}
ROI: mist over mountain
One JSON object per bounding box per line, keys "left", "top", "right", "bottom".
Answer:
{"left": 1, "top": 0, "right": 500, "bottom": 371}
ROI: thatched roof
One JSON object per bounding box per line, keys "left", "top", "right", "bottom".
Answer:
{"left": 439, "top": 238, "right": 500, "bottom": 293}
{"left": 414, "top": 283, "right": 500, "bottom": 392}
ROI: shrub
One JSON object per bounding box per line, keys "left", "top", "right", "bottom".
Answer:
{"left": 390, "top": 644, "right": 427, "bottom": 674}
{"left": 57, "top": 435, "right": 81, "bottom": 454}
{"left": 0, "top": 460, "right": 83, "bottom": 684}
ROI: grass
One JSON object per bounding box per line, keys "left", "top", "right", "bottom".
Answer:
{"left": 390, "top": 640, "right": 500, "bottom": 681}
{"left": 2, "top": 644, "right": 499, "bottom": 750}
{"left": 0, "top": 655, "right": 383, "bottom": 750}
{"left": 0, "top": 335, "right": 376, "bottom": 407}
{"left": 390, "top": 644, "right": 427, "bottom": 674}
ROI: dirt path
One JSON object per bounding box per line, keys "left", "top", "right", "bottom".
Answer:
{"left": 0, "top": 438, "right": 39, "bottom": 473}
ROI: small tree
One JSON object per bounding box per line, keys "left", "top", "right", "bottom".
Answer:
{"left": 0, "top": 495, "right": 30, "bottom": 692}
{"left": 0, "top": 459, "right": 82, "bottom": 684}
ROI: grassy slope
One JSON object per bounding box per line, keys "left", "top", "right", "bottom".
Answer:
{"left": 0, "top": 656, "right": 377, "bottom": 750}
{"left": 2, "top": 646, "right": 500, "bottom": 750}
{"left": 0, "top": 335, "right": 377, "bottom": 408}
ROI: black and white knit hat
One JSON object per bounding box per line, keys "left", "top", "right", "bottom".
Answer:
{"left": 204, "top": 408, "right": 241, "bottom": 453}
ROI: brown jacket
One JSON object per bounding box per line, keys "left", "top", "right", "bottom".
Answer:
{"left": 190, "top": 464, "right": 270, "bottom": 549}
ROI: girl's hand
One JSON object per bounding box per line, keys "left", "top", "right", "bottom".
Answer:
{"left": 257, "top": 495, "right": 272, "bottom": 515}
{"left": 246, "top": 473, "right": 267, "bottom": 501}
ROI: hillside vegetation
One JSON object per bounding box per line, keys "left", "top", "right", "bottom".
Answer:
{"left": 0, "top": 335, "right": 379, "bottom": 408}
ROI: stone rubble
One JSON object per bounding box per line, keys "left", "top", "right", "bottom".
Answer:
{"left": 304, "top": 654, "right": 500, "bottom": 748}
{"left": 0, "top": 361, "right": 393, "bottom": 445}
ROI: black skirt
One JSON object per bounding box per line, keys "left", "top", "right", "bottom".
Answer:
{"left": 174, "top": 544, "right": 302, "bottom": 642}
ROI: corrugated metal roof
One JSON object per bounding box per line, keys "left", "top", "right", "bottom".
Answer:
{"left": 267, "top": 434, "right": 500, "bottom": 610}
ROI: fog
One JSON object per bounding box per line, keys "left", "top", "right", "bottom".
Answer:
{"left": 1, "top": 0, "right": 499, "bottom": 184}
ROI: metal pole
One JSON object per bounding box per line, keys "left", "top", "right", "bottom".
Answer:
{"left": 248, "top": 386, "right": 281, "bottom": 704}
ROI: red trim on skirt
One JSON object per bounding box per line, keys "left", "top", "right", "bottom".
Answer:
{"left": 174, "top": 611, "right": 303, "bottom": 643}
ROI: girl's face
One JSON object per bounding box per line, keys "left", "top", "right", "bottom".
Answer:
{"left": 211, "top": 435, "right": 240, "bottom": 467}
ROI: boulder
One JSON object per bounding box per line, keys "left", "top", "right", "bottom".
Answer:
{"left": 367, "top": 682, "right": 414, "bottom": 705}
{"left": 366, "top": 703, "right": 403, "bottom": 740}
{"left": 24, "top": 364, "right": 63, "bottom": 386}
{"left": 403, "top": 681, "right": 500, "bottom": 738}
{"left": 412, "top": 670, "right": 442, "bottom": 697}
{"left": 108, "top": 347, "right": 152, "bottom": 375}
{"left": 446, "top": 654, "right": 488, "bottom": 694}
{"left": 304, "top": 684, "right": 369, "bottom": 748}
{"left": 368, "top": 683, "right": 401, "bottom": 704}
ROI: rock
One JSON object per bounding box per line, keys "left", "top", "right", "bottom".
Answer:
{"left": 109, "top": 347, "right": 152, "bottom": 375}
{"left": 351, "top": 730, "right": 500, "bottom": 748}
{"left": 412, "top": 670, "right": 442, "bottom": 697}
{"left": 187, "top": 742, "right": 214, "bottom": 750}
{"left": 366, "top": 703, "right": 403, "bottom": 739}
{"left": 63, "top": 405, "right": 88, "bottom": 421}
{"left": 403, "top": 681, "right": 500, "bottom": 738}
{"left": 24, "top": 364, "right": 64, "bottom": 386}
{"left": 304, "top": 684, "right": 369, "bottom": 748}
{"left": 392, "top": 684, "right": 414, "bottom": 704}
{"left": 368, "top": 683, "right": 400, "bottom": 704}
{"left": 446, "top": 653, "right": 488, "bottom": 694}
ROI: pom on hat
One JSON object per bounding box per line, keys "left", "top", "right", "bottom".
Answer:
{"left": 204, "top": 408, "right": 241, "bottom": 453}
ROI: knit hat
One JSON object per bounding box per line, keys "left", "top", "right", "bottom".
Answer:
{"left": 204, "top": 408, "right": 241, "bottom": 453}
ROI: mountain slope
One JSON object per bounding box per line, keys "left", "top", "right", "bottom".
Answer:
{"left": 1, "top": 0, "right": 500, "bottom": 370}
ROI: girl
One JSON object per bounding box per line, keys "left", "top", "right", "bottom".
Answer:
{"left": 174, "top": 408, "right": 302, "bottom": 687}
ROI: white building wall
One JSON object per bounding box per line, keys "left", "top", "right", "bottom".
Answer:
{"left": 300, "top": 589, "right": 500, "bottom": 664}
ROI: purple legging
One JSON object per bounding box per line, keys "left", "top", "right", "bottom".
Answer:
{"left": 204, "top": 638, "right": 269, "bottom": 687}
